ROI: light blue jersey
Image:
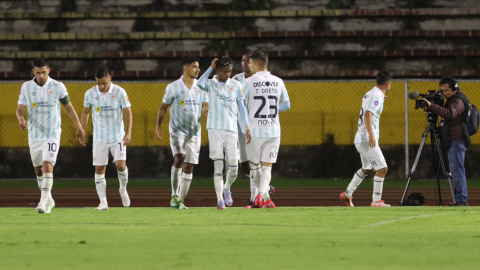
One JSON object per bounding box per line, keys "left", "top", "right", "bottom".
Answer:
{"left": 163, "top": 76, "right": 209, "bottom": 138}
{"left": 242, "top": 71, "right": 290, "bottom": 138}
{"left": 232, "top": 72, "right": 248, "bottom": 133}
{"left": 354, "top": 87, "right": 385, "bottom": 143}
{"left": 17, "top": 77, "right": 69, "bottom": 141}
{"left": 199, "top": 75, "right": 244, "bottom": 133}
{"left": 84, "top": 83, "right": 131, "bottom": 144}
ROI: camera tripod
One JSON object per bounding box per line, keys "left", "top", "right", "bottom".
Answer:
{"left": 400, "top": 114, "right": 456, "bottom": 206}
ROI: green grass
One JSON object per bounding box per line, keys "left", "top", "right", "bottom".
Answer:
{"left": 3, "top": 178, "right": 480, "bottom": 188}
{"left": 1, "top": 207, "right": 480, "bottom": 269}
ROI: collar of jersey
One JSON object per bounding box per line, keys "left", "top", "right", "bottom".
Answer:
{"left": 373, "top": 86, "right": 385, "bottom": 98}
{"left": 254, "top": 71, "right": 270, "bottom": 76}
{"left": 96, "top": 83, "right": 114, "bottom": 95}
{"left": 32, "top": 76, "right": 51, "bottom": 89}
{"left": 212, "top": 75, "right": 231, "bottom": 86}
{"left": 179, "top": 75, "right": 197, "bottom": 91}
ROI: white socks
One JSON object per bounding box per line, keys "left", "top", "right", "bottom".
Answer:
{"left": 373, "top": 176, "right": 385, "bottom": 202}
{"left": 171, "top": 167, "right": 182, "bottom": 197}
{"left": 95, "top": 173, "right": 107, "bottom": 205}
{"left": 213, "top": 160, "right": 224, "bottom": 202}
{"left": 249, "top": 174, "right": 257, "bottom": 201}
{"left": 118, "top": 167, "right": 128, "bottom": 193}
{"left": 40, "top": 173, "right": 53, "bottom": 203}
{"left": 260, "top": 166, "right": 272, "bottom": 201}
{"left": 179, "top": 173, "right": 192, "bottom": 202}
{"left": 346, "top": 169, "right": 367, "bottom": 198}
{"left": 224, "top": 162, "right": 238, "bottom": 190}
{"left": 250, "top": 163, "right": 262, "bottom": 195}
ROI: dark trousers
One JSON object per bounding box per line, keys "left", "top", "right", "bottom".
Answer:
{"left": 448, "top": 140, "right": 468, "bottom": 203}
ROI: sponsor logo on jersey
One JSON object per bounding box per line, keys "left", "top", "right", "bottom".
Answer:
{"left": 126, "top": 96, "right": 130, "bottom": 102}
{"left": 180, "top": 91, "right": 185, "bottom": 94}
{"left": 374, "top": 101, "right": 379, "bottom": 106}
{"left": 96, "top": 107, "right": 101, "bottom": 113}
{"left": 32, "top": 103, "right": 37, "bottom": 108}
{"left": 179, "top": 100, "right": 185, "bottom": 106}
{"left": 364, "top": 95, "right": 369, "bottom": 99}
{"left": 253, "top": 81, "right": 279, "bottom": 87}
{"left": 94, "top": 96, "right": 100, "bottom": 101}
{"left": 31, "top": 92, "right": 36, "bottom": 96}
{"left": 36, "top": 110, "right": 49, "bottom": 115}
{"left": 184, "top": 108, "right": 189, "bottom": 112}
{"left": 269, "top": 146, "right": 279, "bottom": 158}
{"left": 111, "top": 94, "right": 116, "bottom": 101}
{"left": 195, "top": 88, "right": 200, "bottom": 95}
{"left": 48, "top": 89, "right": 54, "bottom": 97}
{"left": 101, "top": 115, "right": 105, "bottom": 119}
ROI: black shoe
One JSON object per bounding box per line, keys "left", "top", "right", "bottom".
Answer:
{"left": 449, "top": 201, "right": 469, "bottom": 206}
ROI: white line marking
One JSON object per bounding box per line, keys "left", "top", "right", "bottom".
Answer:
{"left": 363, "top": 211, "right": 480, "bottom": 227}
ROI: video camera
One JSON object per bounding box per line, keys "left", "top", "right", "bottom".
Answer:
{"left": 408, "top": 90, "right": 445, "bottom": 109}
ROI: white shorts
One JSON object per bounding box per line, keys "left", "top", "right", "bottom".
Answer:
{"left": 246, "top": 137, "right": 280, "bottom": 164}
{"left": 29, "top": 138, "right": 61, "bottom": 167}
{"left": 208, "top": 129, "right": 238, "bottom": 161}
{"left": 355, "top": 142, "right": 387, "bottom": 171}
{"left": 170, "top": 134, "right": 200, "bottom": 164}
{"left": 237, "top": 131, "right": 248, "bottom": 163}
{"left": 93, "top": 141, "right": 127, "bottom": 166}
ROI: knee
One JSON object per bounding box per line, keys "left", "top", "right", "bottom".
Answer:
{"left": 173, "top": 154, "right": 185, "bottom": 167}
{"left": 95, "top": 166, "right": 106, "bottom": 175}
{"left": 42, "top": 161, "right": 53, "bottom": 173}
{"left": 183, "top": 163, "right": 194, "bottom": 174}
{"left": 116, "top": 164, "right": 126, "bottom": 172}
{"left": 377, "top": 167, "right": 388, "bottom": 177}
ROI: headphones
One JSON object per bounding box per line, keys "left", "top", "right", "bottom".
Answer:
{"left": 440, "top": 75, "right": 459, "bottom": 91}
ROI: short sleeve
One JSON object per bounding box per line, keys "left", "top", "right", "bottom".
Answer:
{"left": 242, "top": 79, "right": 250, "bottom": 99}
{"left": 120, "top": 88, "right": 131, "bottom": 109}
{"left": 202, "top": 91, "right": 209, "bottom": 103}
{"left": 365, "top": 96, "right": 383, "bottom": 114}
{"left": 83, "top": 91, "right": 91, "bottom": 107}
{"left": 18, "top": 85, "right": 27, "bottom": 105}
{"left": 237, "top": 82, "right": 244, "bottom": 101}
{"left": 280, "top": 82, "right": 290, "bottom": 102}
{"left": 162, "top": 84, "right": 174, "bottom": 105}
{"left": 59, "top": 83, "right": 68, "bottom": 99}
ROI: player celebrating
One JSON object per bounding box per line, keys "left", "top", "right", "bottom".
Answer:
{"left": 232, "top": 52, "right": 275, "bottom": 209}
{"left": 156, "top": 56, "right": 209, "bottom": 210}
{"left": 198, "top": 56, "right": 252, "bottom": 210}
{"left": 81, "top": 66, "right": 133, "bottom": 211}
{"left": 242, "top": 51, "right": 291, "bottom": 209}
{"left": 339, "top": 71, "right": 392, "bottom": 207}
{"left": 16, "top": 58, "right": 85, "bottom": 214}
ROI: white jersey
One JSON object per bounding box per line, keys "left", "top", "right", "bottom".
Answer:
{"left": 200, "top": 75, "right": 244, "bottom": 133}
{"left": 163, "top": 76, "right": 209, "bottom": 138}
{"left": 84, "top": 83, "right": 131, "bottom": 144}
{"left": 354, "top": 87, "right": 385, "bottom": 143}
{"left": 242, "top": 71, "right": 290, "bottom": 138}
{"left": 232, "top": 72, "right": 248, "bottom": 133}
{"left": 17, "top": 77, "right": 69, "bottom": 141}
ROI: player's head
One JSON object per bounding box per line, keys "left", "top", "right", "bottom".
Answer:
{"left": 439, "top": 75, "right": 459, "bottom": 99}
{"left": 249, "top": 51, "right": 268, "bottom": 74}
{"left": 32, "top": 58, "right": 50, "bottom": 85}
{"left": 181, "top": 56, "right": 200, "bottom": 79}
{"left": 215, "top": 56, "right": 233, "bottom": 82}
{"left": 95, "top": 65, "right": 112, "bottom": 92}
{"left": 241, "top": 52, "right": 253, "bottom": 73}
{"left": 376, "top": 70, "right": 392, "bottom": 93}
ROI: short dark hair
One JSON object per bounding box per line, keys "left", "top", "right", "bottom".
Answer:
{"left": 33, "top": 58, "right": 49, "bottom": 69}
{"left": 439, "top": 75, "right": 459, "bottom": 91}
{"left": 95, "top": 65, "right": 110, "bottom": 79}
{"left": 181, "top": 56, "right": 199, "bottom": 67}
{"left": 376, "top": 70, "right": 392, "bottom": 85}
{"left": 250, "top": 51, "right": 268, "bottom": 68}
{"left": 217, "top": 56, "right": 233, "bottom": 70}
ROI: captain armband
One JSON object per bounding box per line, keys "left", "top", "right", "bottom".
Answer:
{"left": 60, "top": 96, "right": 71, "bottom": 105}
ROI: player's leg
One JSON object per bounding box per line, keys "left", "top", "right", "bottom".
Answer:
{"left": 258, "top": 137, "right": 280, "bottom": 208}
{"left": 340, "top": 142, "right": 373, "bottom": 207}
{"left": 209, "top": 129, "right": 226, "bottom": 209}
{"left": 238, "top": 131, "right": 256, "bottom": 208}
{"left": 170, "top": 134, "right": 185, "bottom": 208}
{"left": 93, "top": 142, "right": 109, "bottom": 210}
{"left": 246, "top": 137, "right": 263, "bottom": 207}
{"left": 366, "top": 144, "right": 390, "bottom": 207}
{"left": 112, "top": 141, "right": 129, "bottom": 207}
{"left": 223, "top": 132, "right": 238, "bottom": 207}
{"left": 37, "top": 138, "right": 60, "bottom": 214}
{"left": 30, "top": 141, "right": 45, "bottom": 213}
{"left": 177, "top": 137, "right": 200, "bottom": 210}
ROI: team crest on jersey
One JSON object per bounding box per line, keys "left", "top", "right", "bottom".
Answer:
{"left": 228, "top": 86, "right": 234, "bottom": 92}
{"left": 48, "top": 89, "right": 54, "bottom": 97}
{"left": 212, "top": 150, "right": 216, "bottom": 154}
{"left": 101, "top": 115, "right": 105, "bottom": 119}
{"left": 96, "top": 107, "right": 101, "bottom": 113}
{"left": 32, "top": 103, "right": 37, "bottom": 108}
{"left": 179, "top": 100, "right": 185, "bottom": 106}
{"left": 194, "top": 87, "right": 200, "bottom": 95}
{"left": 111, "top": 94, "right": 116, "bottom": 101}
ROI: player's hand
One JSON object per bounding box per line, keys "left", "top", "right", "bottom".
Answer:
{"left": 422, "top": 98, "right": 431, "bottom": 107}
{"left": 18, "top": 118, "right": 28, "bottom": 130}
{"left": 77, "top": 128, "right": 86, "bottom": 146}
{"left": 123, "top": 132, "right": 131, "bottom": 146}
{"left": 246, "top": 129, "right": 252, "bottom": 144}
{"left": 155, "top": 126, "right": 163, "bottom": 141}
{"left": 201, "top": 106, "right": 209, "bottom": 117}
{"left": 210, "top": 58, "right": 218, "bottom": 69}
{"left": 368, "top": 136, "right": 376, "bottom": 148}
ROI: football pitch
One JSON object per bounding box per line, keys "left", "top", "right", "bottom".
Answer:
{"left": 1, "top": 207, "right": 479, "bottom": 270}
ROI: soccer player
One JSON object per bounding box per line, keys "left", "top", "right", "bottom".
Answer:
{"left": 339, "top": 71, "right": 392, "bottom": 207}
{"left": 242, "top": 51, "right": 291, "bottom": 209}
{"left": 198, "top": 56, "right": 252, "bottom": 210}
{"left": 81, "top": 66, "right": 132, "bottom": 211}
{"left": 155, "top": 56, "right": 209, "bottom": 210}
{"left": 16, "top": 58, "right": 85, "bottom": 214}
{"left": 232, "top": 52, "right": 275, "bottom": 209}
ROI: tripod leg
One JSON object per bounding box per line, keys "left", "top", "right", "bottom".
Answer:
{"left": 432, "top": 131, "right": 456, "bottom": 205}
{"left": 400, "top": 127, "right": 430, "bottom": 205}
{"left": 435, "top": 159, "right": 443, "bottom": 206}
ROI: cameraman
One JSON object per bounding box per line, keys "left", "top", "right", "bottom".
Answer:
{"left": 423, "top": 76, "right": 470, "bottom": 206}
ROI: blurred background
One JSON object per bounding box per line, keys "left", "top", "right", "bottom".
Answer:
{"left": 2, "top": 0, "right": 480, "bottom": 180}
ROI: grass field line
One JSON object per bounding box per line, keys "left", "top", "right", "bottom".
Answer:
{"left": 362, "top": 211, "right": 480, "bottom": 227}
{"left": 0, "top": 222, "right": 320, "bottom": 228}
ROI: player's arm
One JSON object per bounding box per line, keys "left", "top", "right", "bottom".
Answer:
{"left": 364, "top": 110, "right": 376, "bottom": 148}
{"left": 16, "top": 104, "right": 28, "bottom": 130}
{"left": 64, "top": 102, "right": 85, "bottom": 146}
{"left": 197, "top": 58, "right": 217, "bottom": 90}
{"left": 155, "top": 102, "right": 170, "bottom": 140}
{"left": 237, "top": 99, "right": 252, "bottom": 144}
{"left": 279, "top": 83, "right": 291, "bottom": 112}
{"left": 201, "top": 102, "right": 209, "bottom": 117}
{"left": 122, "top": 107, "right": 132, "bottom": 146}
{"left": 81, "top": 106, "right": 91, "bottom": 131}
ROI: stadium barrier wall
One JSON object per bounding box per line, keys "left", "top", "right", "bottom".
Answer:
{"left": 1, "top": 80, "right": 480, "bottom": 179}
